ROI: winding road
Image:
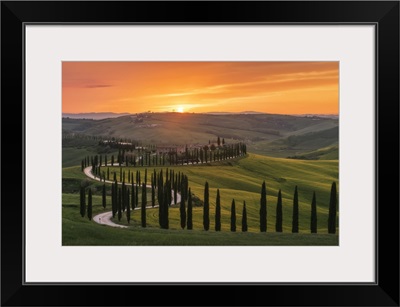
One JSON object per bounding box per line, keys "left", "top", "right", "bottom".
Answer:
{"left": 84, "top": 166, "right": 181, "bottom": 228}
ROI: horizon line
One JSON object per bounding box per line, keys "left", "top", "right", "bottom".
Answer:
{"left": 62, "top": 111, "right": 339, "bottom": 116}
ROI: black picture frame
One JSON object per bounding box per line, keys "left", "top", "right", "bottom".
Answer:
{"left": 1, "top": 1, "right": 399, "bottom": 306}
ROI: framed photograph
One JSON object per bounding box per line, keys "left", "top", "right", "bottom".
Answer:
{"left": 2, "top": 1, "right": 399, "bottom": 306}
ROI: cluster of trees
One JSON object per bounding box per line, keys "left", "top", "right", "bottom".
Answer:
{"left": 174, "top": 142, "right": 247, "bottom": 165}
{"left": 81, "top": 142, "right": 247, "bottom": 171}
{"left": 80, "top": 167, "right": 191, "bottom": 227}
{"left": 157, "top": 169, "right": 189, "bottom": 229}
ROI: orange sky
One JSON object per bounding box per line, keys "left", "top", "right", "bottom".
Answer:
{"left": 62, "top": 62, "right": 338, "bottom": 114}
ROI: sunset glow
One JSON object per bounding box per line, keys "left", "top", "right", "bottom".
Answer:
{"left": 62, "top": 62, "right": 339, "bottom": 115}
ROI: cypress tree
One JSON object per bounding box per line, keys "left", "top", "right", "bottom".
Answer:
{"left": 180, "top": 175, "right": 184, "bottom": 199}
{"left": 151, "top": 174, "right": 155, "bottom": 207}
{"left": 185, "top": 176, "right": 189, "bottom": 201}
{"left": 126, "top": 188, "right": 131, "bottom": 224}
{"left": 203, "top": 181, "right": 210, "bottom": 231}
{"left": 118, "top": 187, "right": 122, "bottom": 221}
{"left": 180, "top": 193, "right": 186, "bottom": 229}
{"left": 187, "top": 188, "right": 193, "bottom": 230}
{"left": 292, "top": 186, "right": 299, "bottom": 233}
{"left": 165, "top": 184, "right": 169, "bottom": 229}
{"left": 158, "top": 172, "right": 162, "bottom": 205}
{"left": 111, "top": 183, "right": 116, "bottom": 218}
{"left": 215, "top": 189, "right": 221, "bottom": 231}
{"left": 260, "top": 181, "right": 267, "bottom": 232}
{"left": 166, "top": 180, "right": 171, "bottom": 206}
{"left": 121, "top": 182, "right": 126, "bottom": 212}
{"left": 135, "top": 180, "right": 139, "bottom": 208}
{"left": 161, "top": 182, "right": 169, "bottom": 229}
{"left": 276, "top": 189, "right": 283, "bottom": 232}
{"left": 102, "top": 184, "right": 106, "bottom": 209}
{"left": 230, "top": 199, "right": 236, "bottom": 232}
{"left": 174, "top": 181, "right": 178, "bottom": 205}
{"left": 242, "top": 201, "right": 248, "bottom": 232}
{"left": 158, "top": 183, "right": 163, "bottom": 227}
{"left": 328, "top": 182, "right": 337, "bottom": 234}
{"left": 141, "top": 183, "right": 146, "bottom": 227}
{"left": 87, "top": 189, "right": 92, "bottom": 220}
{"left": 131, "top": 182, "right": 135, "bottom": 210}
{"left": 80, "top": 187, "right": 86, "bottom": 217}
{"left": 311, "top": 191, "right": 317, "bottom": 233}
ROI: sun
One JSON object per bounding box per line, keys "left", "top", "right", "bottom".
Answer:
{"left": 177, "top": 106, "right": 184, "bottom": 113}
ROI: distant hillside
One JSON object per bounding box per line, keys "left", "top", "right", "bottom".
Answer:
{"left": 298, "top": 145, "right": 339, "bottom": 160}
{"left": 62, "top": 112, "right": 338, "bottom": 159}
{"left": 62, "top": 112, "right": 131, "bottom": 120}
{"left": 248, "top": 127, "right": 338, "bottom": 159}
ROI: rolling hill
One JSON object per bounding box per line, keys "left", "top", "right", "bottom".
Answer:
{"left": 62, "top": 112, "right": 338, "bottom": 160}
{"left": 248, "top": 126, "right": 339, "bottom": 159}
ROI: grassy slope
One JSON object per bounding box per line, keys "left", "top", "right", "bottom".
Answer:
{"left": 299, "top": 145, "right": 339, "bottom": 160}
{"left": 63, "top": 207, "right": 338, "bottom": 246}
{"left": 63, "top": 153, "right": 338, "bottom": 245}
{"left": 248, "top": 127, "right": 338, "bottom": 159}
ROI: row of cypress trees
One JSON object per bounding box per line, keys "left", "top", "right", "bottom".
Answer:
{"left": 80, "top": 175, "right": 337, "bottom": 234}
{"left": 203, "top": 184, "right": 248, "bottom": 232}
{"left": 81, "top": 142, "right": 247, "bottom": 172}
{"left": 202, "top": 181, "right": 338, "bottom": 234}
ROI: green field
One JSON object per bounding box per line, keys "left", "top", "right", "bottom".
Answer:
{"left": 62, "top": 113, "right": 339, "bottom": 245}
{"left": 62, "top": 152, "right": 338, "bottom": 245}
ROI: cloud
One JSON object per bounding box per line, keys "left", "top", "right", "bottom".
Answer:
{"left": 85, "top": 84, "right": 113, "bottom": 88}
{"left": 147, "top": 85, "right": 227, "bottom": 99}
{"left": 144, "top": 69, "right": 337, "bottom": 100}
